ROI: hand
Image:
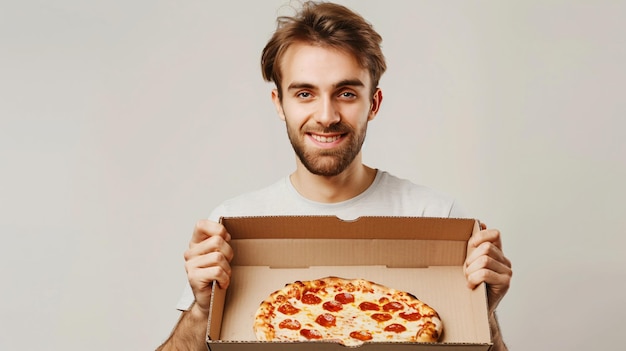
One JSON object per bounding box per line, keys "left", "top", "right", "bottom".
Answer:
{"left": 184, "top": 219, "right": 234, "bottom": 314}
{"left": 464, "top": 222, "right": 512, "bottom": 314}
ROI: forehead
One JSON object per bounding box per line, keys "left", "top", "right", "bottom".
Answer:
{"left": 279, "top": 42, "right": 371, "bottom": 89}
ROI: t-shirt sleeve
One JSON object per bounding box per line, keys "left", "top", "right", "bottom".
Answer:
{"left": 208, "top": 204, "right": 226, "bottom": 222}
{"left": 175, "top": 281, "right": 195, "bottom": 311}
{"left": 448, "top": 200, "right": 470, "bottom": 218}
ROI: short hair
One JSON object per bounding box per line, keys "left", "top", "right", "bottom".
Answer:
{"left": 261, "top": 1, "right": 386, "bottom": 98}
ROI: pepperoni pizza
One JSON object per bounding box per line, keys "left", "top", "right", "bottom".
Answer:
{"left": 253, "top": 277, "right": 443, "bottom": 346}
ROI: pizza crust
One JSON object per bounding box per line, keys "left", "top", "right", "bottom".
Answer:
{"left": 253, "top": 276, "right": 443, "bottom": 346}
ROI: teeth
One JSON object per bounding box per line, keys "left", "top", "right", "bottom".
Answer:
{"left": 312, "top": 134, "right": 341, "bottom": 143}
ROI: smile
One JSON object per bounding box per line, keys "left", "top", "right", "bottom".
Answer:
{"left": 310, "top": 134, "right": 343, "bottom": 143}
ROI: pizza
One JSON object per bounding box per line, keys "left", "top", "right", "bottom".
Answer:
{"left": 253, "top": 276, "right": 443, "bottom": 346}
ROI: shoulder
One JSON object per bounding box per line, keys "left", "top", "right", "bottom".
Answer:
{"left": 373, "top": 171, "right": 468, "bottom": 218}
{"left": 376, "top": 171, "right": 446, "bottom": 197}
{"left": 208, "top": 177, "right": 291, "bottom": 220}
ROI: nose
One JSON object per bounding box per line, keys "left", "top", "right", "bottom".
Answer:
{"left": 315, "top": 96, "right": 340, "bottom": 127}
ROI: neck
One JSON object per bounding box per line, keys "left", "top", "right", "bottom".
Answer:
{"left": 290, "top": 156, "right": 377, "bottom": 203}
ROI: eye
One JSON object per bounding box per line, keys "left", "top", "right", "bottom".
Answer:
{"left": 339, "top": 91, "right": 356, "bottom": 99}
{"left": 297, "top": 91, "right": 312, "bottom": 99}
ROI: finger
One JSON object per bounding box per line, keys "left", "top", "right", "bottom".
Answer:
{"left": 465, "top": 253, "right": 512, "bottom": 279}
{"left": 468, "top": 228, "right": 502, "bottom": 250}
{"left": 190, "top": 220, "right": 231, "bottom": 245}
{"left": 187, "top": 265, "right": 231, "bottom": 290}
{"left": 466, "top": 266, "right": 512, "bottom": 290}
{"left": 465, "top": 241, "right": 510, "bottom": 270}
{"left": 479, "top": 221, "right": 487, "bottom": 231}
{"left": 186, "top": 252, "right": 232, "bottom": 288}
{"left": 464, "top": 249, "right": 512, "bottom": 289}
{"left": 185, "top": 235, "right": 234, "bottom": 262}
{"left": 186, "top": 251, "right": 232, "bottom": 275}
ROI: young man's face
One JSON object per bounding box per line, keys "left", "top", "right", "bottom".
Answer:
{"left": 272, "top": 42, "right": 382, "bottom": 177}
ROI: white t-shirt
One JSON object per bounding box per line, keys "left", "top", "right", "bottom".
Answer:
{"left": 176, "top": 170, "right": 467, "bottom": 310}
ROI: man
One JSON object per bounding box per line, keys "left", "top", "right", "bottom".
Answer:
{"left": 157, "top": 2, "right": 512, "bottom": 350}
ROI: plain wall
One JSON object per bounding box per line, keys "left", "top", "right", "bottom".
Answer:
{"left": 1, "top": 0, "right": 625, "bottom": 350}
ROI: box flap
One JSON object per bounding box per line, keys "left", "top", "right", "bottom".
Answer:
{"left": 222, "top": 216, "right": 476, "bottom": 268}
{"left": 207, "top": 282, "right": 226, "bottom": 342}
{"left": 221, "top": 216, "right": 475, "bottom": 240}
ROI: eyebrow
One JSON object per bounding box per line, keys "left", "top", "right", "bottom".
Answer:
{"left": 334, "top": 79, "right": 365, "bottom": 89}
{"left": 287, "top": 78, "right": 365, "bottom": 91}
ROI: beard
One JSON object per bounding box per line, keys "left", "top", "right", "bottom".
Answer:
{"left": 285, "top": 119, "right": 368, "bottom": 177}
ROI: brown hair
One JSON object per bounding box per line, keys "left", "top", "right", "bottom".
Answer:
{"left": 261, "top": 1, "right": 386, "bottom": 98}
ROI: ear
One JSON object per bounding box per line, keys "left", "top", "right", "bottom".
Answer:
{"left": 368, "top": 88, "right": 383, "bottom": 121}
{"left": 271, "top": 89, "right": 286, "bottom": 121}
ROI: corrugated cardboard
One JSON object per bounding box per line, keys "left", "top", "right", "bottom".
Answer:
{"left": 206, "top": 216, "right": 492, "bottom": 350}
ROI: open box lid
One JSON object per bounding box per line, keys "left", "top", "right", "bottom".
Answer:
{"left": 221, "top": 215, "right": 476, "bottom": 240}
{"left": 223, "top": 216, "right": 477, "bottom": 268}
{"left": 207, "top": 216, "right": 492, "bottom": 350}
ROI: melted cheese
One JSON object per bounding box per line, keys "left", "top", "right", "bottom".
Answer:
{"left": 270, "top": 287, "right": 441, "bottom": 346}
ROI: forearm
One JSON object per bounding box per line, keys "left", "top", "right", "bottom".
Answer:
{"left": 156, "top": 303, "right": 208, "bottom": 351}
{"left": 489, "top": 312, "right": 508, "bottom": 351}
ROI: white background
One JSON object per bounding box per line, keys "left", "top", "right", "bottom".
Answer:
{"left": 1, "top": 0, "right": 625, "bottom": 350}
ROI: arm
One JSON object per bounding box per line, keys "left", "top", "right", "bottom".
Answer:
{"left": 156, "top": 303, "right": 210, "bottom": 351}
{"left": 489, "top": 312, "right": 507, "bottom": 351}
{"left": 464, "top": 223, "right": 512, "bottom": 351}
{"left": 157, "top": 220, "right": 234, "bottom": 351}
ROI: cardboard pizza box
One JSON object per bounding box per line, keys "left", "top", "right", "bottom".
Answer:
{"left": 205, "top": 216, "right": 492, "bottom": 351}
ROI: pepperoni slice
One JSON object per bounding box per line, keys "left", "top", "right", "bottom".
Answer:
{"left": 358, "top": 301, "right": 380, "bottom": 311}
{"left": 384, "top": 323, "right": 407, "bottom": 333}
{"left": 371, "top": 313, "right": 393, "bottom": 323}
{"left": 278, "top": 319, "right": 301, "bottom": 330}
{"left": 350, "top": 330, "right": 373, "bottom": 341}
{"left": 301, "top": 293, "right": 322, "bottom": 305}
{"left": 300, "top": 329, "right": 323, "bottom": 340}
{"left": 315, "top": 313, "right": 336, "bottom": 327}
{"left": 277, "top": 303, "right": 300, "bottom": 315}
{"left": 335, "top": 292, "right": 355, "bottom": 304}
{"left": 323, "top": 300, "right": 343, "bottom": 312}
{"left": 382, "top": 301, "right": 404, "bottom": 312}
{"left": 399, "top": 311, "right": 421, "bottom": 321}
{"left": 370, "top": 313, "right": 393, "bottom": 322}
